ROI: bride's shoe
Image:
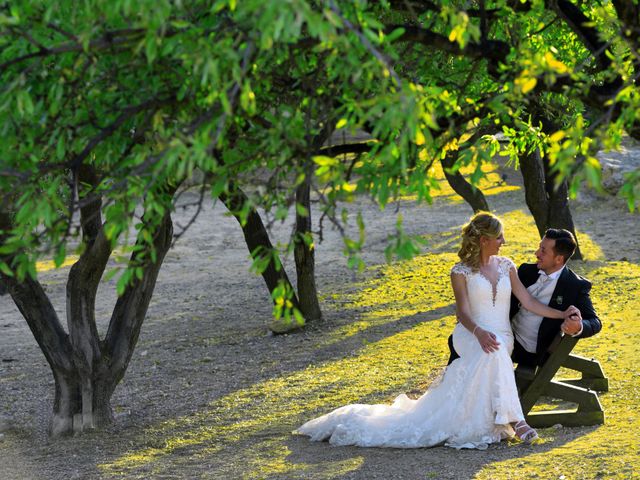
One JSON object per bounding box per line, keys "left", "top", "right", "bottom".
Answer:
{"left": 514, "top": 420, "right": 539, "bottom": 444}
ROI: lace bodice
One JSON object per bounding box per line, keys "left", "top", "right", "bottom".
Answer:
{"left": 450, "top": 256, "right": 515, "bottom": 278}
{"left": 451, "top": 257, "right": 515, "bottom": 332}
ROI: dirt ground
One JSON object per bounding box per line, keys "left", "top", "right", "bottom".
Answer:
{"left": 1, "top": 162, "right": 639, "bottom": 480}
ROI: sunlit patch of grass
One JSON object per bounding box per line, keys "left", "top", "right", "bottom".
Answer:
{"left": 342, "top": 252, "right": 458, "bottom": 316}
{"left": 325, "top": 320, "right": 373, "bottom": 341}
{"left": 35, "top": 255, "right": 78, "bottom": 272}
{"left": 317, "top": 251, "right": 457, "bottom": 346}
{"left": 0, "top": 373, "right": 27, "bottom": 383}
{"left": 35, "top": 247, "right": 150, "bottom": 275}
{"left": 239, "top": 436, "right": 364, "bottom": 479}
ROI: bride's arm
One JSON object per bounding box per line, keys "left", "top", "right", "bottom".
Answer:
{"left": 508, "top": 266, "right": 578, "bottom": 319}
{"left": 451, "top": 272, "right": 500, "bottom": 353}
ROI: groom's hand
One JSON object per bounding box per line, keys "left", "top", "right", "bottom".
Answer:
{"left": 561, "top": 314, "right": 583, "bottom": 336}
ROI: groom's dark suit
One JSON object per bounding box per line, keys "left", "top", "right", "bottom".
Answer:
{"left": 509, "top": 263, "right": 601, "bottom": 367}
{"left": 447, "top": 262, "right": 601, "bottom": 367}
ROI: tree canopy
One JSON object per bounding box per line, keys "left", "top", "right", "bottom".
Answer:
{"left": 1, "top": 0, "right": 639, "bottom": 275}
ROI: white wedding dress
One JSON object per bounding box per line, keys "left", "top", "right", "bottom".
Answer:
{"left": 295, "top": 256, "right": 524, "bottom": 449}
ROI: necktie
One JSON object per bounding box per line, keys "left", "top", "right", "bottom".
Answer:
{"left": 530, "top": 271, "right": 551, "bottom": 297}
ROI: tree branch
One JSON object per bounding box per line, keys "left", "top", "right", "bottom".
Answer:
{"left": 0, "top": 28, "right": 144, "bottom": 72}
{"left": 393, "top": 25, "right": 510, "bottom": 62}
{"left": 68, "top": 95, "right": 176, "bottom": 172}
{"left": 317, "top": 142, "right": 375, "bottom": 156}
{"left": 0, "top": 208, "right": 74, "bottom": 374}
{"left": 104, "top": 184, "right": 177, "bottom": 382}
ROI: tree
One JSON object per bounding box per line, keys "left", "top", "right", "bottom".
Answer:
{"left": 0, "top": 169, "right": 177, "bottom": 434}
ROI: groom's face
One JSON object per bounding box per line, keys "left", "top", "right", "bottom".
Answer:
{"left": 535, "top": 237, "right": 565, "bottom": 273}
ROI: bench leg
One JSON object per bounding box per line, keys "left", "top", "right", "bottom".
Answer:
{"left": 520, "top": 344, "right": 575, "bottom": 414}
{"left": 525, "top": 380, "right": 605, "bottom": 428}
{"left": 562, "top": 354, "right": 609, "bottom": 392}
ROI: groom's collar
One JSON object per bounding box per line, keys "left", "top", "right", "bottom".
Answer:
{"left": 539, "top": 265, "right": 565, "bottom": 281}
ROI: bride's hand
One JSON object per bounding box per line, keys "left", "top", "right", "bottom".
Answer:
{"left": 474, "top": 327, "right": 500, "bottom": 353}
{"left": 563, "top": 305, "right": 581, "bottom": 320}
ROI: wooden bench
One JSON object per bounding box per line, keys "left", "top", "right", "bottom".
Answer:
{"left": 515, "top": 333, "right": 608, "bottom": 428}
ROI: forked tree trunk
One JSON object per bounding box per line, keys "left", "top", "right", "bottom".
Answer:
{"left": 0, "top": 181, "right": 175, "bottom": 436}
{"left": 294, "top": 164, "right": 322, "bottom": 322}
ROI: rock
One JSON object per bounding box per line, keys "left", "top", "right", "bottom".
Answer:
{"left": 268, "top": 318, "right": 304, "bottom": 334}
{"left": 597, "top": 139, "right": 640, "bottom": 195}
{"left": 114, "top": 410, "right": 131, "bottom": 421}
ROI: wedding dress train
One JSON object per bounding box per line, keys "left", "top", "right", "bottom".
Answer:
{"left": 295, "top": 257, "right": 524, "bottom": 449}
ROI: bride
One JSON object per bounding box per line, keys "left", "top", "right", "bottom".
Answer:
{"left": 295, "top": 212, "right": 579, "bottom": 449}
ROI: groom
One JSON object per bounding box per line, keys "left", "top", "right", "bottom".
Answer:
{"left": 509, "top": 228, "right": 601, "bottom": 367}
{"left": 448, "top": 228, "right": 601, "bottom": 367}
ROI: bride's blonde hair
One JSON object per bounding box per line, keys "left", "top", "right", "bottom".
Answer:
{"left": 458, "top": 212, "right": 503, "bottom": 270}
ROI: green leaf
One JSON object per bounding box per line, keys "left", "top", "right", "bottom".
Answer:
{"left": 145, "top": 35, "right": 158, "bottom": 64}
{"left": 295, "top": 202, "right": 308, "bottom": 217}
{"left": 116, "top": 270, "right": 132, "bottom": 296}
{"left": 56, "top": 135, "right": 66, "bottom": 161}
{"left": 53, "top": 244, "right": 66, "bottom": 268}
{"left": 0, "top": 262, "right": 14, "bottom": 277}
{"left": 384, "top": 27, "right": 405, "bottom": 43}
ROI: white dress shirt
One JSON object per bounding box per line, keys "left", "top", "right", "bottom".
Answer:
{"left": 512, "top": 266, "right": 566, "bottom": 353}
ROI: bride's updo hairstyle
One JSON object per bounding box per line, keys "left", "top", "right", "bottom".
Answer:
{"left": 458, "top": 212, "right": 503, "bottom": 270}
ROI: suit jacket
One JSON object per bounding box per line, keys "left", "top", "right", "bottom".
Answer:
{"left": 510, "top": 263, "right": 601, "bottom": 364}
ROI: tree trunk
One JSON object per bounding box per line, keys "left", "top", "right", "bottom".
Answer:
{"left": 519, "top": 149, "right": 583, "bottom": 259}
{"left": 219, "top": 181, "right": 303, "bottom": 332}
{"left": 294, "top": 166, "right": 322, "bottom": 322}
{"left": 519, "top": 149, "right": 550, "bottom": 237}
{"left": 64, "top": 173, "right": 113, "bottom": 431}
{"left": 441, "top": 147, "right": 490, "bottom": 213}
{"left": 0, "top": 182, "right": 176, "bottom": 436}
{"left": 50, "top": 368, "right": 114, "bottom": 435}
{"left": 0, "top": 271, "right": 116, "bottom": 435}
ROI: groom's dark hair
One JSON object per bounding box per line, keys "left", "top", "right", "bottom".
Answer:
{"left": 544, "top": 228, "right": 576, "bottom": 263}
